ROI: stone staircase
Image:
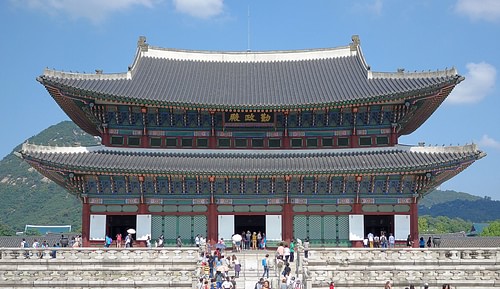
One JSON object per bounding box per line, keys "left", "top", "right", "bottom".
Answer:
{"left": 221, "top": 249, "right": 299, "bottom": 289}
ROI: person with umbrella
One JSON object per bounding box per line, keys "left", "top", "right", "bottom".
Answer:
{"left": 232, "top": 234, "right": 242, "bottom": 252}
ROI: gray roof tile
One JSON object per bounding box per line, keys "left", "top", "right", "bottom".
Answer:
{"left": 21, "top": 144, "right": 483, "bottom": 176}
{"left": 39, "top": 43, "right": 461, "bottom": 109}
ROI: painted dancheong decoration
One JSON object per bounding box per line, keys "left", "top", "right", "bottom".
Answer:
{"left": 20, "top": 35, "right": 484, "bottom": 247}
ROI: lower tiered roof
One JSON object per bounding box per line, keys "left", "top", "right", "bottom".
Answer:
{"left": 19, "top": 143, "right": 484, "bottom": 177}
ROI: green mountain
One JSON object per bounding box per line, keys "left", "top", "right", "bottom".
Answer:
{"left": 0, "top": 121, "right": 100, "bottom": 233}
{"left": 0, "top": 121, "right": 498, "bottom": 234}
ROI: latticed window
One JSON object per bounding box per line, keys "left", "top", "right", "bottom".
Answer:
{"left": 260, "top": 179, "right": 271, "bottom": 194}
{"left": 317, "top": 177, "right": 328, "bottom": 194}
{"left": 115, "top": 177, "right": 126, "bottom": 194}
{"left": 229, "top": 178, "right": 240, "bottom": 194}
{"left": 332, "top": 178, "right": 343, "bottom": 194}
{"left": 185, "top": 178, "right": 197, "bottom": 194}
{"left": 157, "top": 178, "right": 168, "bottom": 194}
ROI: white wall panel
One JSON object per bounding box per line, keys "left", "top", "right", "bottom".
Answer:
{"left": 136, "top": 214, "right": 151, "bottom": 241}
{"left": 349, "top": 214, "right": 364, "bottom": 241}
{"left": 218, "top": 215, "right": 234, "bottom": 241}
{"left": 395, "top": 215, "right": 411, "bottom": 241}
{"left": 266, "top": 215, "right": 282, "bottom": 241}
{"left": 90, "top": 215, "right": 106, "bottom": 241}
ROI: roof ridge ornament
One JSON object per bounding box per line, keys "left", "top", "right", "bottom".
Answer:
{"left": 137, "top": 36, "right": 148, "bottom": 52}
{"left": 350, "top": 35, "right": 360, "bottom": 51}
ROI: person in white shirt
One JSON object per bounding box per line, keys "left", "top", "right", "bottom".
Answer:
{"left": 221, "top": 277, "right": 233, "bottom": 289}
{"left": 388, "top": 233, "right": 395, "bottom": 248}
{"left": 195, "top": 234, "right": 200, "bottom": 247}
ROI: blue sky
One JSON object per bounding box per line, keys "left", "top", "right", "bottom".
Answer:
{"left": 0, "top": 0, "right": 499, "bottom": 199}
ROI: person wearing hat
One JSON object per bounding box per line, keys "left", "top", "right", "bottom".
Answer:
{"left": 424, "top": 283, "right": 429, "bottom": 289}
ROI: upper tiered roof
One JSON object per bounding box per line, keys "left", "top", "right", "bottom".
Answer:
{"left": 38, "top": 36, "right": 462, "bottom": 110}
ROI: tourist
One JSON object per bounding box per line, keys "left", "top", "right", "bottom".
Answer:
{"left": 261, "top": 233, "right": 266, "bottom": 250}
{"left": 427, "top": 237, "right": 432, "bottom": 248}
{"left": 59, "top": 234, "right": 69, "bottom": 247}
{"left": 284, "top": 244, "right": 290, "bottom": 262}
{"left": 230, "top": 276, "right": 236, "bottom": 289}
{"left": 222, "top": 277, "right": 233, "bottom": 289}
{"left": 245, "top": 230, "right": 251, "bottom": 250}
{"left": 104, "top": 235, "right": 112, "bottom": 247}
{"left": 146, "top": 235, "right": 152, "bottom": 248}
{"left": 384, "top": 280, "right": 392, "bottom": 289}
{"left": 255, "top": 278, "right": 264, "bottom": 289}
{"left": 261, "top": 254, "right": 270, "bottom": 279}
{"left": 262, "top": 280, "right": 270, "bottom": 289}
{"left": 289, "top": 239, "right": 295, "bottom": 262}
{"left": 406, "top": 234, "right": 413, "bottom": 247}
{"left": 232, "top": 255, "right": 241, "bottom": 278}
{"left": 368, "top": 232, "right": 374, "bottom": 248}
{"left": 177, "top": 235, "right": 183, "bottom": 247}
{"left": 195, "top": 234, "right": 201, "bottom": 247}
{"left": 329, "top": 281, "right": 335, "bottom": 289}
{"left": 424, "top": 283, "right": 429, "bottom": 289}
{"left": 276, "top": 242, "right": 285, "bottom": 259}
{"left": 409, "top": 285, "right": 415, "bottom": 289}
{"left": 303, "top": 237, "right": 310, "bottom": 258}
{"left": 363, "top": 236, "right": 369, "bottom": 247}
{"left": 275, "top": 255, "right": 284, "bottom": 277}
{"left": 257, "top": 231, "right": 262, "bottom": 249}
{"left": 157, "top": 234, "right": 164, "bottom": 247}
{"left": 419, "top": 237, "right": 425, "bottom": 248}
{"left": 283, "top": 262, "right": 291, "bottom": 277}
{"left": 116, "top": 232, "right": 122, "bottom": 248}
{"left": 380, "top": 233, "right": 388, "bottom": 248}
{"left": 388, "top": 233, "right": 395, "bottom": 248}
{"left": 125, "top": 233, "right": 133, "bottom": 248}
{"left": 374, "top": 234, "right": 380, "bottom": 248}
{"left": 280, "top": 277, "right": 288, "bottom": 289}
{"left": 442, "top": 284, "right": 451, "bottom": 289}
{"left": 252, "top": 232, "right": 258, "bottom": 250}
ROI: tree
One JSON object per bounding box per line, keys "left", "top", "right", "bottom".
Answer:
{"left": 480, "top": 221, "right": 500, "bottom": 236}
{"left": 0, "top": 222, "right": 15, "bottom": 236}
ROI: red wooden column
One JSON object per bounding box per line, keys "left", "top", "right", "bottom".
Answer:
{"left": 410, "top": 201, "right": 419, "bottom": 248}
{"left": 282, "top": 175, "right": 293, "bottom": 242}
{"left": 283, "top": 111, "right": 290, "bottom": 149}
{"left": 81, "top": 197, "right": 91, "bottom": 247}
{"left": 207, "top": 176, "right": 218, "bottom": 245}
{"left": 351, "top": 107, "right": 358, "bottom": 148}
{"left": 209, "top": 111, "right": 217, "bottom": 148}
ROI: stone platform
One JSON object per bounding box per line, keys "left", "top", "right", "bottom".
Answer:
{"left": 1, "top": 247, "right": 499, "bottom": 288}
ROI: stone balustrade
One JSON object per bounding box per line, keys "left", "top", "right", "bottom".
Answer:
{"left": 0, "top": 247, "right": 199, "bottom": 289}
{"left": 303, "top": 248, "right": 500, "bottom": 289}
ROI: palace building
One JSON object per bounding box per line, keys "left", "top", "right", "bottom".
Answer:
{"left": 20, "top": 36, "right": 484, "bottom": 247}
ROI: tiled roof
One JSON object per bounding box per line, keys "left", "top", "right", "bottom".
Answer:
{"left": 19, "top": 143, "right": 484, "bottom": 176}
{"left": 37, "top": 37, "right": 461, "bottom": 109}
{"left": 420, "top": 234, "right": 500, "bottom": 248}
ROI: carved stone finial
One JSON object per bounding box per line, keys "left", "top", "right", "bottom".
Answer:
{"left": 137, "top": 36, "right": 148, "bottom": 52}
{"left": 350, "top": 35, "right": 360, "bottom": 51}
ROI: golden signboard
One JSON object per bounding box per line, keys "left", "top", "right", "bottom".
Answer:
{"left": 224, "top": 112, "right": 274, "bottom": 127}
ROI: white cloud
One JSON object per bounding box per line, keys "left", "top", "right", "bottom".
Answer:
{"left": 172, "top": 0, "right": 223, "bottom": 19}
{"left": 353, "top": 0, "right": 383, "bottom": 16}
{"left": 447, "top": 62, "right": 496, "bottom": 104}
{"left": 16, "top": 0, "right": 155, "bottom": 24}
{"left": 478, "top": 134, "right": 500, "bottom": 150}
{"left": 455, "top": 0, "right": 500, "bottom": 22}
